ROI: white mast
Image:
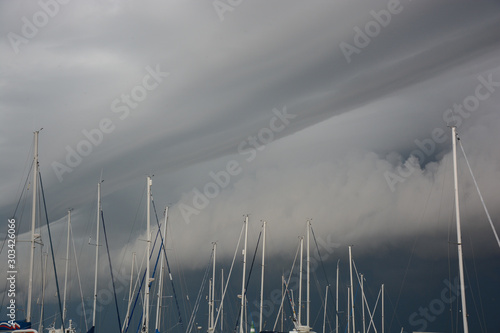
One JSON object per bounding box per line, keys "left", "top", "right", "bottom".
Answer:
{"left": 306, "top": 220, "right": 311, "bottom": 330}
{"left": 212, "top": 242, "right": 217, "bottom": 333}
{"left": 123, "top": 252, "right": 136, "bottom": 333}
{"left": 240, "top": 215, "right": 249, "bottom": 333}
{"left": 143, "top": 176, "right": 152, "bottom": 332}
{"left": 361, "top": 274, "right": 365, "bottom": 333}
{"left": 281, "top": 274, "right": 284, "bottom": 332}
{"left": 27, "top": 130, "right": 39, "bottom": 323}
{"left": 208, "top": 279, "right": 212, "bottom": 331}
{"left": 92, "top": 181, "right": 102, "bottom": 329}
{"left": 155, "top": 206, "right": 169, "bottom": 332}
{"left": 221, "top": 268, "right": 224, "bottom": 332}
{"left": 347, "top": 286, "right": 350, "bottom": 333}
{"left": 349, "top": 246, "right": 355, "bottom": 333}
{"left": 298, "top": 236, "right": 304, "bottom": 327}
{"left": 62, "top": 210, "right": 72, "bottom": 329}
{"left": 259, "top": 221, "right": 266, "bottom": 332}
{"left": 208, "top": 241, "right": 216, "bottom": 333}
{"left": 322, "top": 285, "right": 328, "bottom": 333}
{"left": 381, "top": 284, "right": 384, "bottom": 333}
{"left": 451, "top": 126, "right": 469, "bottom": 333}
{"left": 336, "top": 260, "right": 339, "bottom": 333}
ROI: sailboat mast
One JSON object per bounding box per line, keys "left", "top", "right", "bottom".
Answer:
{"left": 155, "top": 206, "right": 169, "bottom": 332}
{"left": 144, "top": 176, "right": 152, "bottom": 332}
{"left": 259, "top": 221, "right": 266, "bottom": 332}
{"left": 381, "top": 284, "right": 384, "bottom": 333}
{"left": 347, "top": 286, "right": 350, "bottom": 333}
{"left": 62, "top": 210, "right": 72, "bottom": 328}
{"left": 349, "top": 245, "right": 355, "bottom": 333}
{"left": 322, "top": 285, "right": 328, "bottom": 333}
{"left": 27, "top": 130, "right": 39, "bottom": 323}
{"left": 307, "top": 220, "right": 310, "bottom": 329}
{"left": 208, "top": 241, "right": 216, "bottom": 333}
{"left": 451, "top": 126, "right": 469, "bottom": 333}
{"left": 361, "top": 274, "right": 365, "bottom": 333}
{"left": 240, "top": 215, "right": 249, "bottom": 333}
{"left": 208, "top": 279, "right": 212, "bottom": 331}
{"left": 213, "top": 242, "right": 217, "bottom": 332}
{"left": 336, "top": 260, "right": 339, "bottom": 333}
{"left": 221, "top": 268, "right": 224, "bottom": 332}
{"left": 298, "top": 236, "right": 303, "bottom": 327}
{"left": 93, "top": 181, "right": 102, "bottom": 328}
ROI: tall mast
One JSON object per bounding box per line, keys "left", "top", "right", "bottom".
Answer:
{"left": 221, "top": 268, "right": 224, "bottom": 332}
{"left": 208, "top": 241, "right": 216, "bottom": 333}
{"left": 298, "top": 236, "right": 303, "bottom": 327}
{"left": 143, "top": 176, "right": 152, "bottom": 332}
{"left": 349, "top": 246, "right": 355, "bottom": 333}
{"left": 347, "top": 286, "right": 350, "bottom": 333}
{"left": 281, "top": 274, "right": 284, "bottom": 332}
{"left": 336, "top": 260, "right": 339, "bottom": 333}
{"left": 27, "top": 130, "right": 39, "bottom": 323}
{"left": 213, "top": 243, "right": 217, "bottom": 332}
{"left": 259, "top": 221, "right": 266, "bottom": 332}
{"left": 322, "top": 285, "right": 328, "bottom": 333}
{"left": 92, "top": 181, "right": 102, "bottom": 328}
{"left": 155, "top": 206, "right": 169, "bottom": 332}
{"left": 306, "top": 220, "right": 311, "bottom": 329}
{"left": 381, "top": 284, "right": 384, "bottom": 333}
{"left": 452, "top": 126, "right": 469, "bottom": 333}
{"left": 361, "top": 274, "right": 365, "bottom": 333}
{"left": 240, "top": 215, "right": 249, "bottom": 333}
{"left": 62, "top": 210, "right": 72, "bottom": 328}
{"left": 208, "top": 279, "right": 212, "bottom": 331}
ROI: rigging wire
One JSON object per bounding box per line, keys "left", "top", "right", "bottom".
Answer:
{"left": 185, "top": 250, "right": 213, "bottom": 333}
{"left": 39, "top": 172, "right": 65, "bottom": 331}
{"left": 388, "top": 175, "right": 435, "bottom": 332}
{"left": 273, "top": 240, "right": 301, "bottom": 331}
{"left": 169, "top": 221, "right": 193, "bottom": 325}
{"left": 70, "top": 222, "right": 89, "bottom": 333}
{"left": 458, "top": 140, "right": 500, "bottom": 250}
{"left": 134, "top": 225, "right": 165, "bottom": 333}
{"left": 101, "top": 210, "right": 123, "bottom": 331}
{"left": 124, "top": 222, "right": 163, "bottom": 333}
{"left": 213, "top": 223, "right": 245, "bottom": 331}
{"left": 465, "top": 237, "right": 487, "bottom": 333}
{"left": 311, "top": 226, "right": 337, "bottom": 331}
{"left": 0, "top": 160, "right": 33, "bottom": 313}
{"left": 233, "top": 229, "right": 262, "bottom": 333}
{"left": 152, "top": 198, "right": 184, "bottom": 329}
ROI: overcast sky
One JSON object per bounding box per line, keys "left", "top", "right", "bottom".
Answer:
{"left": 1, "top": 1, "right": 500, "bottom": 332}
